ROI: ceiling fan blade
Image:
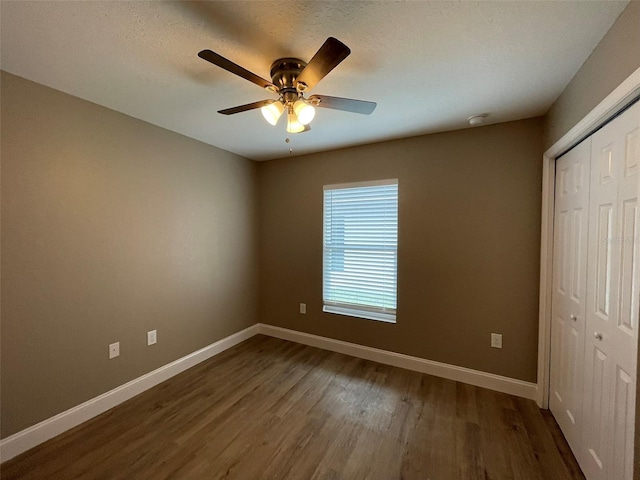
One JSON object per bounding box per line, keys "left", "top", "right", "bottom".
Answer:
{"left": 198, "top": 50, "right": 276, "bottom": 91}
{"left": 308, "top": 95, "right": 376, "bottom": 115}
{"left": 218, "top": 100, "right": 274, "bottom": 115}
{"left": 296, "top": 38, "right": 351, "bottom": 91}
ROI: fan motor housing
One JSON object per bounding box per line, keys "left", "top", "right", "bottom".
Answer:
{"left": 270, "top": 58, "right": 307, "bottom": 92}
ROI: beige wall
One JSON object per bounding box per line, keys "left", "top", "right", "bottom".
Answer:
{"left": 258, "top": 118, "right": 543, "bottom": 383}
{"left": 0, "top": 72, "right": 259, "bottom": 437}
{"left": 544, "top": 0, "right": 640, "bottom": 149}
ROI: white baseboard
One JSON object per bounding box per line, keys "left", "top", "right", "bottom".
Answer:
{"left": 0, "top": 324, "right": 260, "bottom": 463}
{"left": 2, "top": 322, "right": 538, "bottom": 463}
{"left": 258, "top": 324, "right": 538, "bottom": 401}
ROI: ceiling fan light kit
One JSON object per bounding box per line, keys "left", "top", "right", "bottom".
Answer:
{"left": 293, "top": 100, "right": 315, "bottom": 125}
{"left": 261, "top": 101, "right": 284, "bottom": 125}
{"left": 286, "top": 109, "right": 305, "bottom": 133}
{"left": 198, "top": 37, "right": 376, "bottom": 134}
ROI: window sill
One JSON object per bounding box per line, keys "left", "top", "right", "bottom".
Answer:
{"left": 323, "top": 305, "right": 396, "bottom": 324}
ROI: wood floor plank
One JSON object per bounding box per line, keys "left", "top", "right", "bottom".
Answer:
{"left": 541, "top": 409, "right": 586, "bottom": 480}
{"left": 2, "top": 336, "right": 584, "bottom": 480}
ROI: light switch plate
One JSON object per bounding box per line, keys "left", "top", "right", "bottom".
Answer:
{"left": 147, "top": 330, "right": 157, "bottom": 346}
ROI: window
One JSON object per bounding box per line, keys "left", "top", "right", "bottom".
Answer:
{"left": 323, "top": 179, "right": 398, "bottom": 323}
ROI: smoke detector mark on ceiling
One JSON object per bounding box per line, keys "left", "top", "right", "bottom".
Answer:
{"left": 468, "top": 114, "right": 488, "bottom": 126}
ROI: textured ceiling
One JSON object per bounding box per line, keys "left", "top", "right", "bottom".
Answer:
{"left": 0, "top": 1, "right": 630, "bottom": 160}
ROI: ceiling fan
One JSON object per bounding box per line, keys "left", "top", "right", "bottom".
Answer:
{"left": 198, "top": 37, "right": 376, "bottom": 133}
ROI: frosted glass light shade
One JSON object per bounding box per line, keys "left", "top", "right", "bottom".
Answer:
{"left": 286, "top": 110, "right": 305, "bottom": 133}
{"left": 261, "top": 101, "right": 284, "bottom": 125}
{"left": 293, "top": 100, "right": 315, "bottom": 125}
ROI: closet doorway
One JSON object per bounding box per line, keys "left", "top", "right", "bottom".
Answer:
{"left": 549, "top": 100, "right": 640, "bottom": 480}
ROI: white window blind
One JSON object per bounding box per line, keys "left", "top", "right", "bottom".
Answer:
{"left": 323, "top": 179, "right": 398, "bottom": 323}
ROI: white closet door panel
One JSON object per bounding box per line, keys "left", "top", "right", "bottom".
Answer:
{"left": 619, "top": 199, "right": 638, "bottom": 336}
{"left": 614, "top": 107, "right": 640, "bottom": 369}
{"left": 610, "top": 103, "right": 640, "bottom": 480}
{"left": 582, "top": 100, "right": 640, "bottom": 480}
{"left": 550, "top": 139, "right": 590, "bottom": 453}
{"left": 612, "top": 366, "right": 634, "bottom": 480}
{"left": 595, "top": 203, "right": 614, "bottom": 318}
{"left": 581, "top": 343, "right": 612, "bottom": 478}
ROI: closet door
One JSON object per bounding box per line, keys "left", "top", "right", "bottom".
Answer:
{"left": 582, "top": 101, "right": 640, "bottom": 480}
{"left": 550, "top": 139, "right": 591, "bottom": 453}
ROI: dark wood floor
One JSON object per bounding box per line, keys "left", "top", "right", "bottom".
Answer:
{"left": 2, "top": 335, "right": 584, "bottom": 479}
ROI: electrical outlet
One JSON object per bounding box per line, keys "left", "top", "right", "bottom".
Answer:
{"left": 491, "top": 333, "right": 503, "bottom": 349}
{"left": 109, "top": 342, "right": 120, "bottom": 359}
{"left": 300, "top": 303, "right": 307, "bottom": 314}
{"left": 147, "top": 330, "right": 157, "bottom": 346}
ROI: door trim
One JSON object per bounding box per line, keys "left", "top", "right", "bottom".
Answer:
{"left": 538, "top": 66, "right": 640, "bottom": 409}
